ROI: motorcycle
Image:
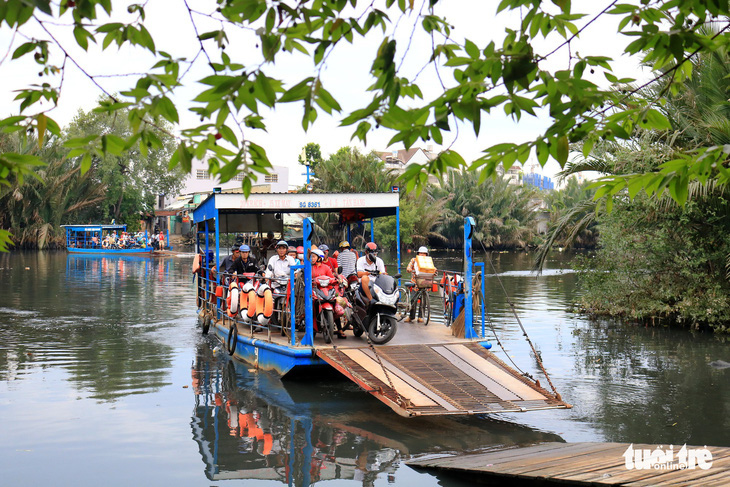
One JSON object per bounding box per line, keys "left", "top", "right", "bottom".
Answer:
{"left": 312, "top": 275, "right": 339, "bottom": 343}
{"left": 346, "top": 271, "right": 400, "bottom": 345}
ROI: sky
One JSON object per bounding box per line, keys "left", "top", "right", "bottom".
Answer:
{"left": 0, "top": 1, "right": 649, "bottom": 189}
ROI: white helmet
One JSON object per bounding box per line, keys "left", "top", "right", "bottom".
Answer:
{"left": 417, "top": 246, "right": 429, "bottom": 255}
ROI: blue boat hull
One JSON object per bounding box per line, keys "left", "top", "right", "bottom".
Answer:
{"left": 212, "top": 321, "right": 324, "bottom": 376}
{"left": 67, "top": 247, "right": 153, "bottom": 255}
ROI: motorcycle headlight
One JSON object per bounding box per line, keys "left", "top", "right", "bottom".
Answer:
{"left": 374, "top": 286, "right": 398, "bottom": 305}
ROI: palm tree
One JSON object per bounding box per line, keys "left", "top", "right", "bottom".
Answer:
{"left": 534, "top": 29, "right": 730, "bottom": 273}
{"left": 436, "top": 170, "right": 538, "bottom": 249}
{"left": 0, "top": 134, "right": 107, "bottom": 249}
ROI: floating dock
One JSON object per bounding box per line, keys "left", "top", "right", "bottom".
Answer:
{"left": 407, "top": 442, "right": 730, "bottom": 486}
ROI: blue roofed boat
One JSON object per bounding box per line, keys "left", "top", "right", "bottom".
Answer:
{"left": 61, "top": 224, "right": 154, "bottom": 255}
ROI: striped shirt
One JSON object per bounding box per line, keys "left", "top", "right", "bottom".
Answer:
{"left": 337, "top": 249, "right": 357, "bottom": 277}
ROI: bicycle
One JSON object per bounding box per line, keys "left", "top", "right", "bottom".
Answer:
{"left": 440, "top": 271, "right": 461, "bottom": 328}
{"left": 395, "top": 281, "right": 431, "bottom": 325}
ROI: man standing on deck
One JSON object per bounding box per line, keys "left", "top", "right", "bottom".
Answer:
{"left": 337, "top": 241, "right": 357, "bottom": 277}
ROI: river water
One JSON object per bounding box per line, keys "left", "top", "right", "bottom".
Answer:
{"left": 1, "top": 250, "right": 728, "bottom": 486}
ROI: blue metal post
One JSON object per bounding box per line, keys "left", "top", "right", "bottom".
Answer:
{"left": 464, "top": 217, "right": 477, "bottom": 339}
{"left": 302, "top": 164, "right": 314, "bottom": 192}
{"left": 214, "top": 211, "right": 220, "bottom": 278}
{"left": 370, "top": 219, "right": 374, "bottom": 242}
{"left": 144, "top": 229, "right": 148, "bottom": 248}
{"left": 289, "top": 264, "right": 303, "bottom": 346}
{"left": 347, "top": 224, "right": 351, "bottom": 244}
{"left": 301, "top": 218, "right": 314, "bottom": 346}
{"left": 205, "top": 221, "right": 210, "bottom": 305}
{"left": 396, "top": 207, "right": 401, "bottom": 276}
{"left": 288, "top": 418, "right": 295, "bottom": 487}
{"left": 303, "top": 418, "right": 313, "bottom": 487}
{"left": 166, "top": 226, "right": 170, "bottom": 250}
{"left": 475, "top": 262, "right": 486, "bottom": 338}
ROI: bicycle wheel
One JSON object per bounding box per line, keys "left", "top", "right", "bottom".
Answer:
{"left": 395, "top": 287, "right": 410, "bottom": 321}
{"left": 419, "top": 290, "right": 431, "bottom": 325}
{"left": 443, "top": 287, "right": 454, "bottom": 327}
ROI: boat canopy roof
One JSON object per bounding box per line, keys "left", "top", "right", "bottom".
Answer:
{"left": 192, "top": 192, "right": 399, "bottom": 233}
{"left": 61, "top": 224, "right": 127, "bottom": 232}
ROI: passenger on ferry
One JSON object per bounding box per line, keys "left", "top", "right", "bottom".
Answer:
{"left": 311, "top": 249, "right": 346, "bottom": 339}
{"left": 405, "top": 246, "right": 433, "bottom": 322}
{"left": 265, "top": 241, "right": 296, "bottom": 289}
{"left": 319, "top": 244, "right": 338, "bottom": 273}
{"left": 219, "top": 245, "right": 242, "bottom": 285}
{"left": 337, "top": 241, "right": 357, "bottom": 277}
{"left": 311, "top": 248, "right": 333, "bottom": 279}
{"left": 260, "top": 232, "right": 275, "bottom": 252}
{"left": 237, "top": 245, "right": 258, "bottom": 278}
{"left": 356, "top": 242, "right": 386, "bottom": 303}
{"left": 287, "top": 246, "right": 300, "bottom": 265}
{"left": 296, "top": 246, "right": 304, "bottom": 263}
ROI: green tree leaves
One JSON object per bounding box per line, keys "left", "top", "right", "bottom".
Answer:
{"left": 0, "top": 0, "right": 729, "bottom": 211}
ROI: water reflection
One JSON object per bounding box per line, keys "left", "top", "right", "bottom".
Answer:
{"left": 190, "top": 342, "right": 563, "bottom": 485}
{"left": 567, "top": 321, "right": 730, "bottom": 446}
{"left": 0, "top": 252, "right": 188, "bottom": 401}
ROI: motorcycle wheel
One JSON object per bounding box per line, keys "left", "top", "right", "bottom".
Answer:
{"left": 353, "top": 322, "right": 365, "bottom": 337}
{"left": 368, "top": 314, "right": 396, "bottom": 345}
{"left": 321, "top": 309, "right": 334, "bottom": 344}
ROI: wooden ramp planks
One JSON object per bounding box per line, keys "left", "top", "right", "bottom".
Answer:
{"left": 407, "top": 442, "right": 730, "bottom": 486}
{"left": 316, "top": 342, "right": 570, "bottom": 417}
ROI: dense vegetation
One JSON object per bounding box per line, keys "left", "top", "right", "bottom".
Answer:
{"left": 555, "top": 35, "right": 730, "bottom": 332}
{"left": 0, "top": 108, "right": 184, "bottom": 249}
{"left": 307, "top": 145, "right": 552, "bottom": 251}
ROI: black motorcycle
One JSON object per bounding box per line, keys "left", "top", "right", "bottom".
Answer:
{"left": 345, "top": 271, "right": 399, "bottom": 345}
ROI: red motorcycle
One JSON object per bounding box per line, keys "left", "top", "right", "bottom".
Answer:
{"left": 312, "top": 275, "right": 340, "bottom": 343}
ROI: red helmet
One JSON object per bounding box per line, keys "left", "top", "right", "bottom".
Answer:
{"left": 296, "top": 246, "right": 304, "bottom": 254}
{"left": 365, "top": 242, "right": 378, "bottom": 253}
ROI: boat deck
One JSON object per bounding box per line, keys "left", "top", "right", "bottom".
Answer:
{"left": 209, "top": 315, "right": 570, "bottom": 417}
{"left": 226, "top": 314, "right": 472, "bottom": 349}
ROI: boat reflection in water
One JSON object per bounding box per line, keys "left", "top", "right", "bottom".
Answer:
{"left": 190, "top": 342, "right": 564, "bottom": 485}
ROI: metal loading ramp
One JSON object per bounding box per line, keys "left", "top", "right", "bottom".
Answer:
{"left": 316, "top": 343, "right": 571, "bottom": 417}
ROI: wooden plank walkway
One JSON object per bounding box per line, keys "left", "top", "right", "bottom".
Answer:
{"left": 407, "top": 442, "right": 730, "bottom": 486}
{"left": 316, "top": 343, "right": 570, "bottom": 417}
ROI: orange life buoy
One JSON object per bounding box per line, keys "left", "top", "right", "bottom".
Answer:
{"left": 246, "top": 290, "right": 257, "bottom": 320}
{"left": 255, "top": 288, "right": 273, "bottom": 325}
{"left": 227, "top": 282, "right": 240, "bottom": 317}
{"left": 192, "top": 254, "right": 201, "bottom": 274}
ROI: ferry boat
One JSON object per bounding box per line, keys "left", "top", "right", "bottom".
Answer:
{"left": 62, "top": 224, "right": 154, "bottom": 255}
{"left": 192, "top": 191, "right": 570, "bottom": 418}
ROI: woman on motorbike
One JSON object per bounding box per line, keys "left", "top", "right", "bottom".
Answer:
{"left": 312, "top": 249, "right": 346, "bottom": 339}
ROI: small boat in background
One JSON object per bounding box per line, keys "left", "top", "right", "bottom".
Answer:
{"left": 62, "top": 224, "right": 155, "bottom": 255}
